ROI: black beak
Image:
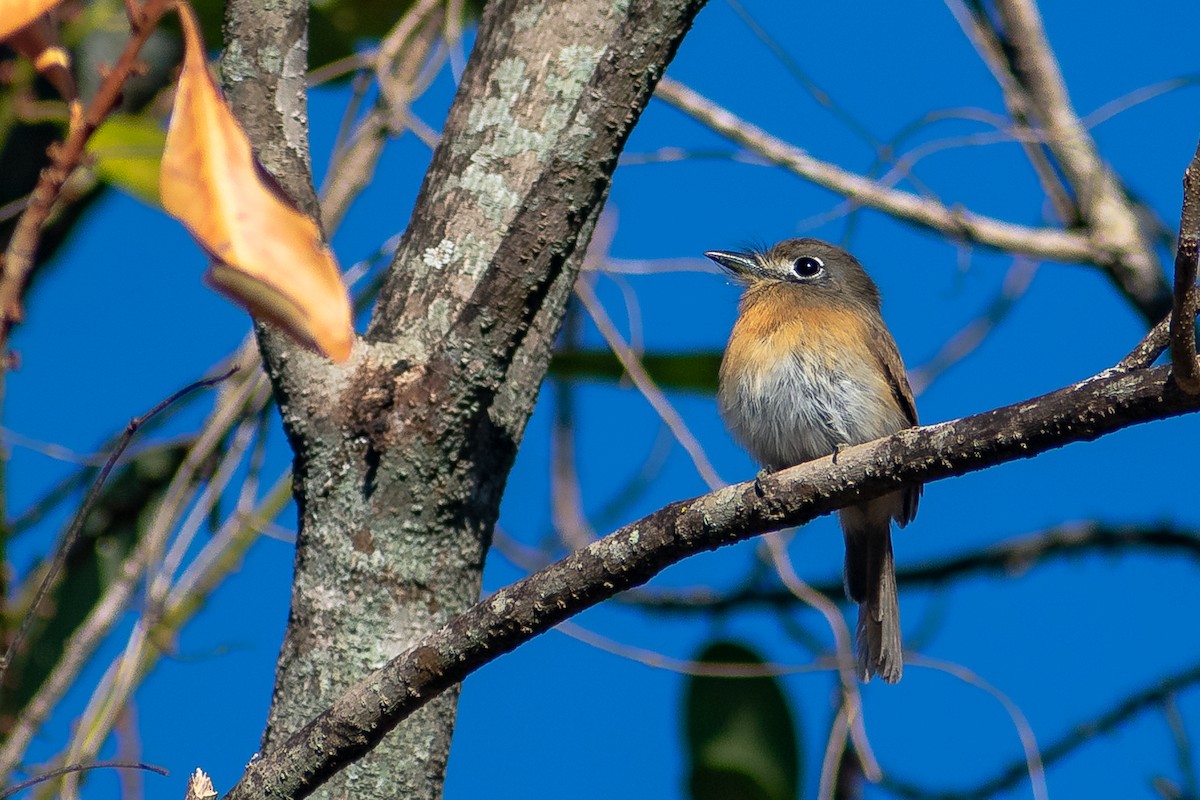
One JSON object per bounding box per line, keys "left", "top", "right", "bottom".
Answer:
{"left": 704, "top": 250, "right": 757, "bottom": 276}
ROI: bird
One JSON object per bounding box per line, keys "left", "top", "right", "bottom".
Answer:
{"left": 706, "top": 238, "right": 921, "bottom": 683}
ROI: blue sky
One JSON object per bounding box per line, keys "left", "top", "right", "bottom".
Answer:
{"left": 9, "top": 1, "right": 1200, "bottom": 798}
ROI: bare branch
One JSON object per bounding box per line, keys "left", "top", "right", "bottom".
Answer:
{"left": 319, "top": 0, "right": 446, "bottom": 230}
{"left": 765, "top": 535, "right": 878, "bottom": 779}
{"left": 222, "top": 359, "right": 1200, "bottom": 800}
{"left": 1118, "top": 314, "right": 1174, "bottom": 372}
{"left": 575, "top": 278, "right": 725, "bottom": 490}
{"left": 1163, "top": 695, "right": 1199, "bottom": 800}
{"left": 653, "top": 77, "right": 1099, "bottom": 265}
{"left": 910, "top": 656, "right": 1048, "bottom": 800}
{"left": 1170, "top": 138, "right": 1200, "bottom": 392}
{"left": 909, "top": 258, "right": 1038, "bottom": 395}
{"left": 943, "top": 0, "right": 1077, "bottom": 224}
{"left": 0, "top": 368, "right": 259, "bottom": 783}
{"left": 0, "top": 369, "right": 233, "bottom": 687}
{"left": 0, "top": 760, "right": 166, "bottom": 799}
{"left": 986, "top": 0, "right": 1170, "bottom": 320}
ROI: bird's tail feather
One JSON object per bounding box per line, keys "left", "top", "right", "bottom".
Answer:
{"left": 855, "top": 530, "right": 901, "bottom": 683}
{"left": 841, "top": 501, "right": 903, "bottom": 683}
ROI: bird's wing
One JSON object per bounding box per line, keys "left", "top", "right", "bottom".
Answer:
{"left": 867, "top": 320, "right": 921, "bottom": 526}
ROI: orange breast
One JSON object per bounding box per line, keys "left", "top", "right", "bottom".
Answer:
{"left": 722, "top": 287, "right": 879, "bottom": 379}
{"left": 717, "top": 284, "right": 907, "bottom": 468}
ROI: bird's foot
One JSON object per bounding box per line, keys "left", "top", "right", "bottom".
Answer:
{"left": 753, "top": 467, "right": 773, "bottom": 497}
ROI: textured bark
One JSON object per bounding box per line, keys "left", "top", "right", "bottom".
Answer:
{"left": 219, "top": 0, "right": 705, "bottom": 798}
{"left": 221, "top": 357, "right": 1200, "bottom": 800}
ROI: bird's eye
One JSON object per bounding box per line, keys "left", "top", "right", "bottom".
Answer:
{"left": 791, "top": 256, "right": 824, "bottom": 279}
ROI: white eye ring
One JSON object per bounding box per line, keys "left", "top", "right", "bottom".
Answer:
{"left": 791, "top": 256, "right": 824, "bottom": 279}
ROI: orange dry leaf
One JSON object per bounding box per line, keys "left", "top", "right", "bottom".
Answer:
{"left": 161, "top": 3, "right": 353, "bottom": 361}
{"left": 0, "top": 0, "right": 67, "bottom": 40}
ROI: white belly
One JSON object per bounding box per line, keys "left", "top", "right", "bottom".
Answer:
{"left": 718, "top": 352, "right": 908, "bottom": 470}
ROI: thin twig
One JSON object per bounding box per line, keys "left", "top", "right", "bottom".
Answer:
{"left": 46, "top": 472, "right": 289, "bottom": 779}
{"left": 817, "top": 703, "right": 851, "bottom": 800}
{"left": 0, "top": 368, "right": 263, "bottom": 782}
{"left": 0, "top": 760, "right": 167, "bottom": 799}
{"left": 166, "top": 472, "right": 292, "bottom": 621}
{"left": 1081, "top": 76, "right": 1200, "bottom": 129}
{"left": 909, "top": 258, "right": 1038, "bottom": 395}
{"left": 0, "top": 368, "right": 234, "bottom": 684}
{"left": 148, "top": 401, "right": 267, "bottom": 610}
{"left": 943, "top": 0, "right": 1077, "bottom": 224}
{"left": 724, "top": 0, "right": 884, "bottom": 159}
{"left": 628, "top": 522, "right": 1200, "bottom": 612}
{"left": 548, "top": 215, "right": 617, "bottom": 551}
{"left": 575, "top": 276, "right": 725, "bottom": 490}
{"left": 909, "top": 655, "right": 1048, "bottom": 800}
{"left": 320, "top": 1, "right": 445, "bottom": 230}
{"left": 1163, "top": 694, "right": 1199, "bottom": 799}
{"left": 553, "top": 619, "right": 812, "bottom": 677}
{"left": 1118, "top": 313, "right": 1174, "bottom": 371}
{"left": 308, "top": 50, "right": 374, "bottom": 87}
{"left": 985, "top": 0, "right": 1168, "bottom": 320}
{"left": 764, "top": 535, "right": 880, "bottom": 782}
{"left": 61, "top": 377, "right": 273, "bottom": 768}
{"left": 885, "top": 659, "right": 1200, "bottom": 800}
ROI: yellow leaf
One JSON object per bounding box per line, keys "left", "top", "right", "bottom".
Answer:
{"left": 0, "top": 0, "right": 66, "bottom": 40}
{"left": 161, "top": 3, "right": 353, "bottom": 362}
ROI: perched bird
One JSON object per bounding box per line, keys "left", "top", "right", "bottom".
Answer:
{"left": 707, "top": 238, "right": 921, "bottom": 683}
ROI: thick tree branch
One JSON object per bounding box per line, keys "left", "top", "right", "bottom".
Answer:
{"left": 222, "top": 359, "right": 1199, "bottom": 800}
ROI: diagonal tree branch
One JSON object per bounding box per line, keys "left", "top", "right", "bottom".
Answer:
{"left": 221, "top": 354, "right": 1200, "bottom": 800}
{"left": 654, "top": 77, "right": 1101, "bottom": 265}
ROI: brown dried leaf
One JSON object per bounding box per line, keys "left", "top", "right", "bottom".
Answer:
{"left": 161, "top": 3, "right": 353, "bottom": 361}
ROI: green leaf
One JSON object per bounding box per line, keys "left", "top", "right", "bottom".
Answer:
{"left": 550, "top": 349, "right": 722, "bottom": 394}
{"left": 684, "top": 641, "right": 802, "bottom": 800}
{"left": 88, "top": 114, "right": 166, "bottom": 206}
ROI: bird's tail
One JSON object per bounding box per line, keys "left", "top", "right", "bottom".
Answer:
{"left": 840, "top": 499, "right": 903, "bottom": 683}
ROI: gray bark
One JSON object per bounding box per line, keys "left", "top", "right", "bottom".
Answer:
{"left": 219, "top": 0, "right": 705, "bottom": 797}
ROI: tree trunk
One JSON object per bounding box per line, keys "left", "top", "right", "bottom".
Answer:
{"left": 219, "top": 0, "right": 705, "bottom": 796}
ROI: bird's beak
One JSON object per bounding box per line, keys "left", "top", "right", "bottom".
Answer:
{"left": 704, "top": 250, "right": 757, "bottom": 277}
